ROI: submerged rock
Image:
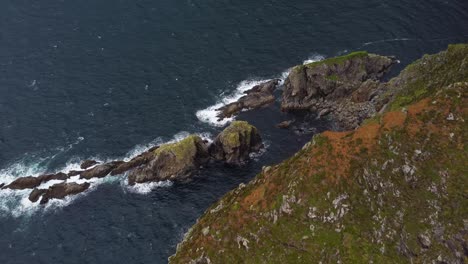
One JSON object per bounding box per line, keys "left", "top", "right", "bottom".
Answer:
{"left": 281, "top": 51, "right": 397, "bottom": 129}
{"left": 128, "top": 135, "right": 210, "bottom": 185}
{"left": 40, "top": 182, "right": 91, "bottom": 204}
{"left": 217, "top": 79, "right": 279, "bottom": 120}
{"left": 80, "top": 159, "right": 99, "bottom": 170}
{"left": 80, "top": 161, "right": 124, "bottom": 180}
{"left": 209, "top": 121, "right": 263, "bottom": 165}
{"left": 276, "top": 120, "right": 294, "bottom": 129}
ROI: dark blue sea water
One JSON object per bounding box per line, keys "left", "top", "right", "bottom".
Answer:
{"left": 0, "top": 0, "right": 467, "bottom": 263}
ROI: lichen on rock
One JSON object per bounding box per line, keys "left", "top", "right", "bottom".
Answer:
{"left": 128, "top": 135, "right": 210, "bottom": 185}
{"left": 209, "top": 121, "right": 263, "bottom": 165}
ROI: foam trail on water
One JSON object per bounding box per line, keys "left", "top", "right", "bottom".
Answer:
{"left": 124, "top": 180, "right": 173, "bottom": 195}
{"left": 196, "top": 53, "right": 325, "bottom": 126}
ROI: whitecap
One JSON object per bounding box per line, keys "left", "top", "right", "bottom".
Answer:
{"left": 196, "top": 79, "right": 271, "bottom": 127}
{"left": 124, "top": 180, "right": 173, "bottom": 195}
{"left": 302, "top": 54, "right": 325, "bottom": 65}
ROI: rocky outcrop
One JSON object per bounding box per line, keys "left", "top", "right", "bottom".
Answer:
{"left": 128, "top": 135, "right": 210, "bottom": 185}
{"left": 80, "top": 161, "right": 124, "bottom": 180}
{"left": 110, "top": 146, "right": 159, "bottom": 176}
{"left": 3, "top": 172, "right": 68, "bottom": 190}
{"left": 169, "top": 44, "right": 468, "bottom": 264}
{"left": 217, "top": 79, "right": 279, "bottom": 121}
{"left": 80, "top": 159, "right": 99, "bottom": 169}
{"left": 209, "top": 121, "right": 263, "bottom": 165}
{"left": 281, "top": 51, "right": 397, "bottom": 129}
{"left": 39, "top": 182, "right": 91, "bottom": 204}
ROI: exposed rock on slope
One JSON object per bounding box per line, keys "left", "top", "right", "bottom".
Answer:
{"left": 281, "top": 51, "right": 397, "bottom": 129}
{"left": 170, "top": 44, "right": 468, "bottom": 263}
{"left": 209, "top": 121, "right": 263, "bottom": 165}
{"left": 217, "top": 79, "right": 280, "bottom": 121}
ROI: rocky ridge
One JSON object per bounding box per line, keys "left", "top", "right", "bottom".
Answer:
{"left": 1, "top": 121, "right": 263, "bottom": 204}
{"left": 169, "top": 44, "right": 468, "bottom": 263}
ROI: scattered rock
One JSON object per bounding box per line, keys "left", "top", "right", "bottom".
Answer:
{"left": 128, "top": 135, "right": 210, "bottom": 185}
{"left": 202, "top": 227, "right": 210, "bottom": 236}
{"left": 29, "top": 188, "right": 47, "bottom": 203}
{"left": 209, "top": 121, "right": 263, "bottom": 165}
{"left": 40, "top": 182, "right": 91, "bottom": 204}
{"left": 276, "top": 120, "right": 294, "bottom": 129}
{"left": 80, "top": 161, "right": 124, "bottom": 180}
{"left": 80, "top": 160, "right": 99, "bottom": 170}
{"left": 216, "top": 79, "right": 279, "bottom": 120}
{"left": 0, "top": 183, "right": 4, "bottom": 189}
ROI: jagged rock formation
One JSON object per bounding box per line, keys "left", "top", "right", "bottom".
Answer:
{"left": 0, "top": 121, "right": 263, "bottom": 204}
{"left": 217, "top": 79, "right": 280, "bottom": 121}
{"left": 281, "top": 51, "right": 397, "bottom": 129}
{"left": 169, "top": 44, "right": 468, "bottom": 263}
{"left": 209, "top": 121, "right": 263, "bottom": 165}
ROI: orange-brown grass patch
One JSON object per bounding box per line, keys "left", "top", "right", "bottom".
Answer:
{"left": 382, "top": 111, "right": 407, "bottom": 130}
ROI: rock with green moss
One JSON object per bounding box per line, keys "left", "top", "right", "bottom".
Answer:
{"left": 281, "top": 51, "right": 397, "bottom": 129}
{"left": 209, "top": 121, "right": 263, "bottom": 165}
{"left": 128, "top": 135, "right": 210, "bottom": 185}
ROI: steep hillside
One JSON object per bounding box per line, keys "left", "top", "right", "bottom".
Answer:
{"left": 170, "top": 45, "right": 468, "bottom": 263}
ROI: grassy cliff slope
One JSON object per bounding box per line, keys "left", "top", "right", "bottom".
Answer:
{"left": 170, "top": 45, "right": 468, "bottom": 263}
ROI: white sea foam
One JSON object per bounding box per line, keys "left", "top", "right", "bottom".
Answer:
{"left": 196, "top": 79, "right": 270, "bottom": 127}
{"left": 196, "top": 53, "right": 325, "bottom": 126}
{"left": 124, "top": 180, "right": 173, "bottom": 194}
{"left": 303, "top": 54, "right": 325, "bottom": 65}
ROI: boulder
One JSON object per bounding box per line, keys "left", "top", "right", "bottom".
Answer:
{"left": 29, "top": 188, "right": 47, "bottom": 203}
{"left": 209, "top": 121, "right": 263, "bottom": 165}
{"left": 0, "top": 183, "right": 4, "bottom": 189}
{"left": 128, "top": 135, "right": 210, "bottom": 185}
{"left": 217, "top": 79, "right": 279, "bottom": 120}
{"left": 80, "top": 159, "right": 99, "bottom": 170}
{"left": 80, "top": 161, "right": 124, "bottom": 180}
{"left": 40, "top": 182, "right": 91, "bottom": 204}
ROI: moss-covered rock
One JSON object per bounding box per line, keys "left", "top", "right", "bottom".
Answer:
{"left": 128, "top": 135, "right": 210, "bottom": 184}
{"left": 169, "top": 45, "right": 468, "bottom": 263}
{"left": 209, "top": 121, "right": 263, "bottom": 165}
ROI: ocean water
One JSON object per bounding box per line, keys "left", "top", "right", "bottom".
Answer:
{"left": 0, "top": 0, "right": 467, "bottom": 263}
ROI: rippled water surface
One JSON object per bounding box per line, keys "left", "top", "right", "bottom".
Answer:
{"left": 0, "top": 0, "right": 467, "bottom": 263}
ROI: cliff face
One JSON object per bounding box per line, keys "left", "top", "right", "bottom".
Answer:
{"left": 169, "top": 44, "right": 468, "bottom": 263}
